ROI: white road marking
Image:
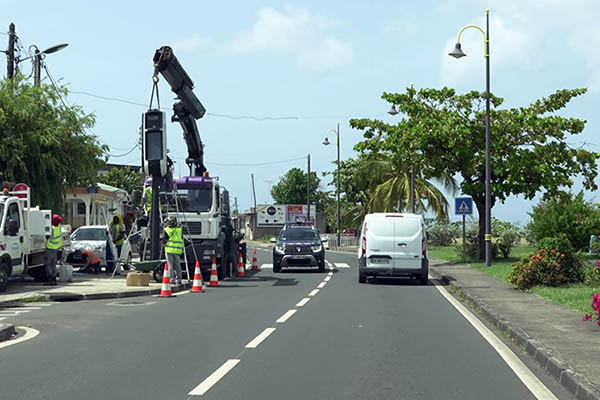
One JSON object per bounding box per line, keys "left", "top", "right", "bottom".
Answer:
{"left": 276, "top": 309, "right": 297, "bottom": 323}
{"left": 245, "top": 327, "right": 276, "bottom": 348}
{"left": 0, "top": 317, "right": 5, "bottom": 321}
{"left": 260, "top": 264, "right": 273, "bottom": 269}
{"left": 0, "top": 310, "right": 31, "bottom": 316}
{"left": 2, "top": 307, "right": 42, "bottom": 310}
{"left": 335, "top": 263, "right": 350, "bottom": 269}
{"left": 328, "top": 271, "right": 333, "bottom": 276}
{"left": 107, "top": 301, "right": 157, "bottom": 307}
{"left": 188, "top": 359, "right": 240, "bottom": 396}
{"left": 433, "top": 279, "right": 558, "bottom": 400}
{"left": 296, "top": 297, "right": 310, "bottom": 307}
{"left": 308, "top": 289, "right": 319, "bottom": 297}
{"left": 324, "top": 276, "right": 331, "bottom": 282}
{"left": 326, "top": 261, "right": 333, "bottom": 266}
{"left": 0, "top": 326, "right": 39, "bottom": 349}
{"left": 317, "top": 281, "right": 327, "bottom": 289}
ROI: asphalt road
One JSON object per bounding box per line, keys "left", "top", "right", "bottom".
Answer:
{"left": 0, "top": 247, "right": 575, "bottom": 400}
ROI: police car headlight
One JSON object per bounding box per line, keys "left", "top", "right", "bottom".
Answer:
{"left": 275, "top": 245, "right": 284, "bottom": 254}
{"left": 311, "top": 245, "right": 322, "bottom": 252}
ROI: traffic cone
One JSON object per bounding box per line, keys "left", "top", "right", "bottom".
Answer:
{"left": 251, "top": 249, "right": 259, "bottom": 271}
{"left": 191, "top": 260, "right": 204, "bottom": 292}
{"left": 209, "top": 256, "right": 219, "bottom": 287}
{"left": 160, "top": 262, "right": 173, "bottom": 297}
{"left": 237, "top": 252, "right": 245, "bottom": 277}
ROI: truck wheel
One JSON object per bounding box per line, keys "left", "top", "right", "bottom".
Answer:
{"left": 30, "top": 267, "right": 48, "bottom": 282}
{"left": 217, "top": 258, "right": 225, "bottom": 280}
{"left": 0, "top": 262, "right": 9, "bottom": 292}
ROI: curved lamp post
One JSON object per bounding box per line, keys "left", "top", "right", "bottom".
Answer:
{"left": 449, "top": 10, "right": 491, "bottom": 266}
{"left": 323, "top": 124, "right": 341, "bottom": 247}
{"left": 16, "top": 43, "right": 69, "bottom": 85}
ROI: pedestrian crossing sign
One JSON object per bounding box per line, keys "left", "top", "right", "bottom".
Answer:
{"left": 455, "top": 197, "right": 473, "bottom": 215}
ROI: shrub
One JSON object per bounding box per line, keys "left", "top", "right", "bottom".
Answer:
{"left": 583, "top": 293, "right": 600, "bottom": 327}
{"left": 492, "top": 218, "right": 522, "bottom": 258}
{"left": 529, "top": 191, "right": 600, "bottom": 252}
{"left": 427, "top": 221, "right": 460, "bottom": 246}
{"left": 507, "top": 248, "right": 570, "bottom": 289}
{"left": 454, "top": 222, "right": 499, "bottom": 260}
{"left": 584, "top": 261, "right": 600, "bottom": 287}
{"left": 536, "top": 234, "right": 584, "bottom": 283}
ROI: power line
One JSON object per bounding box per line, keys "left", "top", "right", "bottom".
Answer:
{"left": 107, "top": 144, "right": 139, "bottom": 158}
{"left": 206, "top": 156, "right": 307, "bottom": 167}
{"left": 205, "top": 112, "right": 298, "bottom": 121}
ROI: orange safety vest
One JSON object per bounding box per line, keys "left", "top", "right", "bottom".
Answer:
{"left": 82, "top": 250, "right": 100, "bottom": 265}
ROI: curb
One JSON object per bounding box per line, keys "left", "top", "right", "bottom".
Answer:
{"left": 429, "top": 267, "right": 600, "bottom": 400}
{"left": 0, "top": 283, "right": 194, "bottom": 305}
{"left": 0, "top": 322, "right": 16, "bottom": 342}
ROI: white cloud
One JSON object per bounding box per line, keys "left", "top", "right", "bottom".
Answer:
{"left": 220, "top": 6, "right": 354, "bottom": 71}
{"left": 170, "top": 34, "right": 212, "bottom": 53}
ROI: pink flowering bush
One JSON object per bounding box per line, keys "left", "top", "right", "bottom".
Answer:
{"left": 583, "top": 293, "right": 600, "bottom": 327}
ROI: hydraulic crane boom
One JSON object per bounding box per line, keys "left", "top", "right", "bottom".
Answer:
{"left": 153, "top": 46, "right": 207, "bottom": 176}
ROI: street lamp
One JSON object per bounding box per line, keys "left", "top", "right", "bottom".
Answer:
{"left": 449, "top": 9, "right": 492, "bottom": 267}
{"left": 12, "top": 43, "right": 69, "bottom": 85}
{"left": 323, "top": 124, "right": 341, "bottom": 247}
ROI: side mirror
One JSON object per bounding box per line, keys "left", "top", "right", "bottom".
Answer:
{"left": 270, "top": 237, "right": 277, "bottom": 243}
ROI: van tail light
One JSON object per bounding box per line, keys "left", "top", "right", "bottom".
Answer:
{"left": 422, "top": 224, "right": 427, "bottom": 257}
{"left": 361, "top": 224, "right": 367, "bottom": 256}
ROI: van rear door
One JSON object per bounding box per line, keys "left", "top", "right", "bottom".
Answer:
{"left": 391, "top": 216, "right": 422, "bottom": 269}
{"left": 365, "top": 216, "right": 395, "bottom": 267}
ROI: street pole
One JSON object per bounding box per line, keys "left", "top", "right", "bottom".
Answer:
{"left": 307, "top": 154, "right": 311, "bottom": 221}
{"left": 33, "top": 48, "right": 41, "bottom": 86}
{"left": 251, "top": 173, "right": 257, "bottom": 212}
{"left": 150, "top": 177, "right": 160, "bottom": 260}
{"left": 484, "top": 9, "right": 492, "bottom": 267}
{"left": 7, "top": 23, "right": 15, "bottom": 79}
{"left": 411, "top": 163, "right": 416, "bottom": 213}
{"left": 336, "top": 123, "right": 341, "bottom": 247}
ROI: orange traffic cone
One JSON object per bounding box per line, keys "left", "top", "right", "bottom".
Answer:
{"left": 160, "top": 262, "right": 173, "bottom": 297}
{"left": 251, "top": 249, "right": 259, "bottom": 271}
{"left": 191, "top": 260, "right": 204, "bottom": 292}
{"left": 237, "top": 252, "right": 245, "bottom": 277}
{"left": 209, "top": 256, "right": 219, "bottom": 287}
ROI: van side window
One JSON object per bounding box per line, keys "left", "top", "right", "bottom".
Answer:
{"left": 6, "top": 202, "right": 20, "bottom": 232}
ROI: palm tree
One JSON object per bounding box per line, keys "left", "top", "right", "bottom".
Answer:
{"left": 356, "top": 152, "right": 456, "bottom": 220}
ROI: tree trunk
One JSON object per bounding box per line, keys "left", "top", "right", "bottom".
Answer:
{"left": 473, "top": 195, "right": 486, "bottom": 261}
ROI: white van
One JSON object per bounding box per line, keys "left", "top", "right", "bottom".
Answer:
{"left": 357, "top": 213, "right": 428, "bottom": 284}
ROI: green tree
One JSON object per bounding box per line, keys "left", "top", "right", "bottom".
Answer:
{"left": 271, "top": 167, "right": 330, "bottom": 211}
{"left": 0, "top": 77, "right": 107, "bottom": 211}
{"left": 350, "top": 87, "right": 598, "bottom": 260}
{"left": 98, "top": 167, "right": 143, "bottom": 195}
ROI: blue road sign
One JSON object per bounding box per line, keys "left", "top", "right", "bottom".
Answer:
{"left": 455, "top": 197, "right": 473, "bottom": 216}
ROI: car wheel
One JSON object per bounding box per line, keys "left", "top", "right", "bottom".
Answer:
{"left": 358, "top": 271, "right": 367, "bottom": 284}
{"left": 0, "top": 262, "right": 9, "bottom": 292}
{"left": 273, "top": 260, "right": 281, "bottom": 273}
{"left": 419, "top": 275, "right": 428, "bottom": 285}
{"left": 318, "top": 260, "right": 325, "bottom": 273}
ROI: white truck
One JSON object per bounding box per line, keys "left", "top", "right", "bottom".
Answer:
{"left": 0, "top": 185, "right": 68, "bottom": 291}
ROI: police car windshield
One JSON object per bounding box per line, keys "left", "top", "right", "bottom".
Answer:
{"left": 280, "top": 229, "right": 318, "bottom": 241}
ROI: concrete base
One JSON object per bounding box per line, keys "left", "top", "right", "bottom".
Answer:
{"left": 126, "top": 272, "right": 150, "bottom": 287}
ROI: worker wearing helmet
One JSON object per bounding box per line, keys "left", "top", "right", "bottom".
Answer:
{"left": 44, "top": 214, "right": 63, "bottom": 285}
{"left": 163, "top": 217, "right": 183, "bottom": 286}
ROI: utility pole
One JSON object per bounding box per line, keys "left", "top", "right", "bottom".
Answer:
{"left": 307, "top": 154, "right": 311, "bottom": 221}
{"left": 336, "top": 123, "right": 341, "bottom": 247}
{"left": 33, "top": 48, "right": 41, "bottom": 85}
{"left": 251, "top": 173, "right": 257, "bottom": 212}
{"left": 6, "top": 23, "right": 15, "bottom": 79}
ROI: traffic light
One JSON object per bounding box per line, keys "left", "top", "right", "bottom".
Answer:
{"left": 142, "top": 109, "right": 168, "bottom": 177}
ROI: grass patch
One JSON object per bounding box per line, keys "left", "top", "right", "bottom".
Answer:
{"left": 428, "top": 245, "right": 465, "bottom": 264}
{"left": 530, "top": 284, "right": 600, "bottom": 314}
{"left": 20, "top": 295, "right": 50, "bottom": 303}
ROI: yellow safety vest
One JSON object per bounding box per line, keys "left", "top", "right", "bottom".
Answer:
{"left": 113, "top": 223, "right": 124, "bottom": 246}
{"left": 45, "top": 225, "right": 63, "bottom": 250}
{"left": 164, "top": 227, "right": 183, "bottom": 255}
{"left": 144, "top": 187, "right": 152, "bottom": 212}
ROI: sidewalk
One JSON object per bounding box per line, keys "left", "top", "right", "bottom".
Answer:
{"left": 429, "top": 260, "right": 600, "bottom": 400}
{"left": 0, "top": 272, "right": 191, "bottom": 306}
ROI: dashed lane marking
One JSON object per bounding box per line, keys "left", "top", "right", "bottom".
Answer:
{"left": 317, "top": 281, "right": 327, "bottom": 289}
{"left": 276, "top": 309, "right": 297, "bottom": 323}
{"left": 245, "top": 327, "right": 276, "bottom": 349}
{"left": 296, "top": 297, "right": 310, "bottom": 307}
{"left": 260, "top": 263, "right": 273, "bottom": 269}
{"left": 188, "top": 359, "right": 240, "bottom": 396}
{"left": 334, "top": 263, "right": 350, "bottom": 269}
{"left": 324, "top": 276, "right": 331, "bottom": 282}
{"left": 308, "top": 289, "right": 319, "bottom": 297}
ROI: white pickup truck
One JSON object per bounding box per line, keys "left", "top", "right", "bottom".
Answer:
{"left": 0, "top": 185, "right": 69, "bottom": 291}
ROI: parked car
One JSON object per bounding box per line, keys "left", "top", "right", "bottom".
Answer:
{"left": 358, "top": 213, "right": 428, "bottom": 284}
{"left": 67, "top": 225, "right": 132, "bottom": 270}
{"left": 273, "top": 226, "right": 325, "bottom": 272}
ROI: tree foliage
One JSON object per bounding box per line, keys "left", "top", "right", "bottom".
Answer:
{"left": 350, "top": 87, "right": 598, "bottom": 259}
{"left": 271, "top": 167, "right": 330, "bottom": 211}
{"left": 0, "top": 77, "right": 107, "bottom": 211}
{"left": 98, "top": 167, "right": 143, "bottom": 195}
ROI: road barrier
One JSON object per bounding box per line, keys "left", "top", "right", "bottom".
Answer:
{"left": 209, "top": 257, "right": 219, "bottom": 287}
{"left": 251, "top": 249, "right": 259, "bottom": 271}
{"left": 191, "top": 260, "right": 204, "bottom": 292}
{"left": 237, "top": 252, "right": 246, "bottom": 277}
{"left": 159, "top": 263, "right": 173, "bottom": 297}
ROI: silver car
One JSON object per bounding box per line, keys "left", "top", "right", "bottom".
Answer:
{"left": 69, "top": 225, "right": 132, "bottom": 268}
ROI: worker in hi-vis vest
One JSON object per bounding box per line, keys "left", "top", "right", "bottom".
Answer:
{"left": 44, "top": 214, "right": 63, "bottom": 285}
{"left": 163, "top": 217, "right": 184, "bottom": 286}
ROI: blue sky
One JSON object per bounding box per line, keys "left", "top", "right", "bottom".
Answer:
{"left": 3, "top": 0, "right": 600, "bottom": 225}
